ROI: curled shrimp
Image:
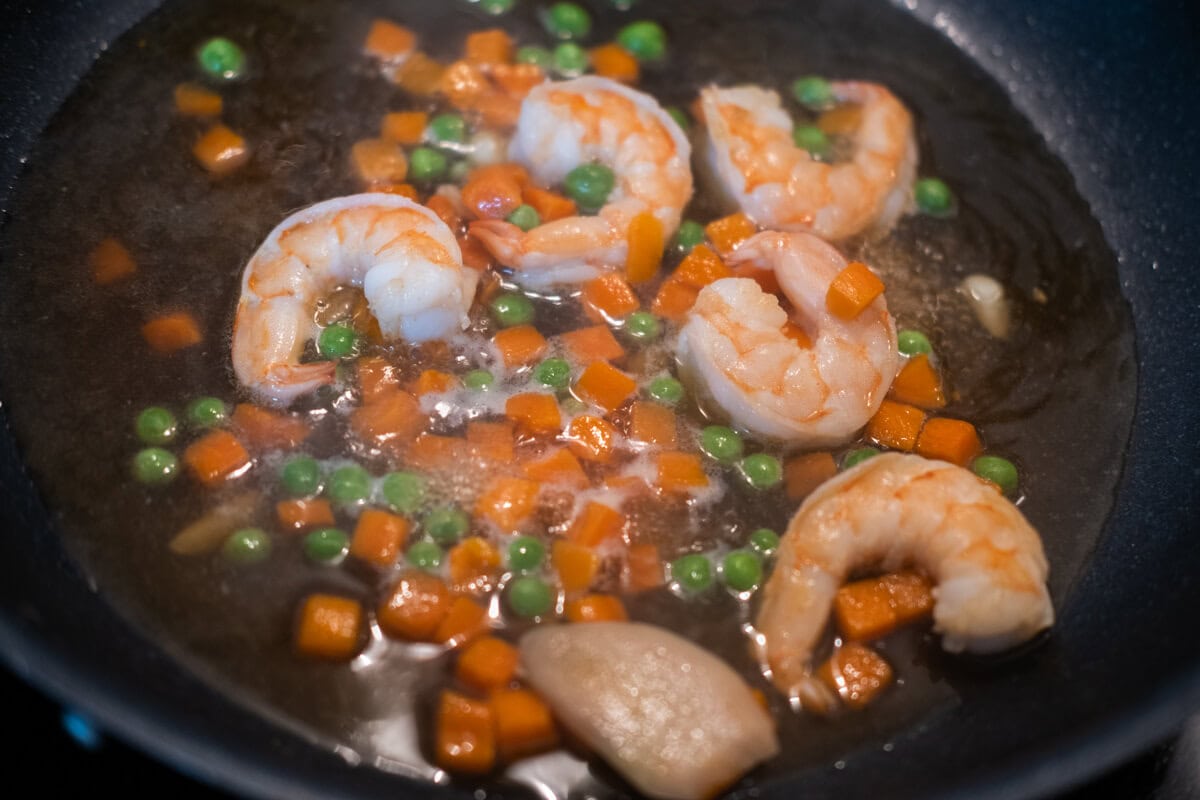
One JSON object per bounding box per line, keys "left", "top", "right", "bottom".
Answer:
{"left": 676, "top": 231, "right": 899, "bottom": 446}
{"left": 699, "top": 81, "right": 917, "bottom": 240}
{"left": 471, "top": 76, "right": 693, "bottom": 287}
{"left": 231, "top": 193, "right": 476, "bottom": 406}
{"left": 756, "top": 452, "right": 1054, "bottom": 706}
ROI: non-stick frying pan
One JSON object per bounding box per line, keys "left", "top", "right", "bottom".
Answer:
{"left": 1, "top": 0, "right": 1198, "bottom": 798}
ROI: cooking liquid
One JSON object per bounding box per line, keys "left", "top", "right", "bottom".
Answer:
{"left": 0, "top": 0, "right": 1136, "bottom": 796}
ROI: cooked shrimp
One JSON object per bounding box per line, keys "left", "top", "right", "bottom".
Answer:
{"left": 756, "top": 452, "right": 1054, "bottom": 706}
{"left": 677, "top": 231, "right": 899, "bottom": 446}
{"left": 231, "top": 193, "right": 476, "bottom": 406}
{"left": 699, "top": 81, "right": 917, "bottom": 240}
{"left": 470, "top": 76, "right": 692, "bottom": 287}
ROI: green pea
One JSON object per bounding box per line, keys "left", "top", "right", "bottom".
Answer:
{"left": 328, "top": 464, "right": 372, "bottom": 505}
{"left": 543, "top": 2, "right": 592, "bottom": 39}
{"left": 508, "top": 575, "right": 554, "bottom": 617}
{"left": 222, "top": 528, "right": 272, "bottom": 564}
{"left": 318, "top": 324, "right": 358, "bottom": 359}
{"left": 564, "top": 163, "right": 615, "bottom": 212}
{"left": 915, "top": 178, "right": 955, "bottom": 216}
{"left": 197, "top": 37, "right": 246, "bottom": 80}
{"left": 133, "top": 448, "right": 178, "bottom": 485}
{"left": 749, "top": 528, "right": 780, "bottom": 557}
{"left": 516, "top": 45, "right": 554, "bottom": 69}
{"left": 428, "top": 113, "right": 467, "bottom": 145}
{"left": 897, "top": 329, "right": 933, "bottom": 356}
{"left": 425, "top": 507, "right": 469, "bottom": 545}
{"left": 842, "top": 447, "right": 880, "bottom": 470}
{"left": 673, "top": 220, "right": 705, "bottom": 253}
{"left": 624, "top": 311, "right": 660, "bottom": 343}
{"left": 792, "top": 75, "right": 834, "bottom": 109}
{"left": 136, "top": 406, "right": 177, "bottom": 445}
{"left": 304, "top": 527, "right": 349, "bottom": 563}
{"left": 507, "top": 204, "right": 541, "bottom": 232}
{"left": 479, "top": 0, "right": 515, "bottom": 15}
{"left": 553, "top": 42, "right": 589, "bottom": 76}
{"left": 490, "top": 292, "right": 535, "bottom": 327}
{"left": 972, "top": 455, "right": 1019, "bottom": 494}
{"left": 672, "top": 553, "right": 713, "bottom": 593}
{"left": 382, "top": 471, "right": 426, "bottom": 514}
{"left": 534, "top": 358, "right": 571, "bottom": 389}
{"left": 616, "top": 20, "right": 667, "bottom": 61}
{"left": 463, "top": 369, "right": 495, "bottom": 390}
{"left": 740, "top": 453, "right": 783, "bottom": 489}
{"left": 186, "top": 396, "right": 227, "bottom": 428}
{"left": 647, "top": 376, "right": 684, "bottom": 405}
{"left": 281, "top": 456, "right": 322, "bottom": 497}
{"left": 722, "top": 550, "right": 763, "bottom": 591}
{"left": 793, "top": 125, "right": 831, "bottom": 159}
{"left": 406, "top": 540, "right": 443, "bottom": 571}
{"left": 700, "top": 425, "right": 744, "bottom": 463}
{"left": 667, "top": 106, "right": 689, "bottom": 131}
{"left": 508, "top": 535, "right": 545, "bottom": 572}
{"left": 408, "top": 147, "right": 448, "bottom": 182}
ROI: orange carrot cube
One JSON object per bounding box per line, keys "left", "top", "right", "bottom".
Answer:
{"left": 672, "top": 244, "right": 731, "bottom": 288}
{"left": 467, "top": 420, "right": 516, "bottom": 464}
{"left": 448, "top": 537, "right": 503, "bottom": 596}
{"left": 193, "top": 124, "right": 249, "bottom": 175}
{"left": 625, "top": 212, "right": 665, "bottom": 283}
{"left": 456, "top": 635, "right": 520, "bottom": 693}
{"left": 564, "top": 415, "right": 617, "bottom": 464}
{"left": 522, "top": 185, "right": 576, "bottom": 222}
{"left": 276, "top": 498, "right": 336, "bottom": 532}
{"left": 574, "top": 361, "right": 637, "bottom": 413}
{"left": 656, "top": 451, "right": 709, "bottom": 492}
{"left": 142, "top": 312, "right": 202, "bottom": 353}
{"left": 465, "top": 28, "right": 513, "bottom": 65}
{"left": 625, "top": 543, "right": 664, "bottom": 591}
{"left": 89, "top": 237, "right": 136, "bottom": 285}
{"left": 505, "top": 393, "right": 562, "bottom": 436}
{"left": 567, "top": 502, "right": 625, "bottom": 547}
{"left": 173, "top": 82, "right": 222, "bottom": 116}
{"left": 406, "top": 433, "right": 469, "bottom": 471}
{"left": 889, "top": 354, "right": 946, "bottom": 409}
{"left": 834, "top": 572, "right": 935, "bottom": 642}
{"left": 294, "top": 594, "right": 363, "bottom": 660}
{"left": 436, "top": 691, "right": 496, "bottom": 774}
{"left": 817, "top": 642, "right": 894, "bottom": 710}
{"left": 651, "top": 277, "right": 700, "bottom": 321}
{"left": 521, "top": 448, "right": 589, "bottom": 489}
{"left": 552, "top": 539, "right": 599, "bottom": 593}
{"left": 414, "top": 369, "right": 459, "bottom": 396}
{"left": 865, "top": 400, "right": 927, "bottom": 452}
{"left": 916, "top": 417, "right": 982, "bottom": 466}
{"left": 564, "top": 594, "right": 628, "bottom": 623}
{"left": 490, "top": 63, "right": 545, "bottom": 99}
{"left": 628, "top": 401, "right": 677, "bottom": 447}
{"left": 351, "top": 138, "right": 408, "bottom": 185}
{"left": 231, "top": 403, "right": 311, "bottom": 451}
{"left": 381, "top": 110, "right": 428, "bottom": 144}
{"left": 357, "top": 356, "right": 400, "bottom": 401}
{"left": 475, "top": 477, "right": 541, "bottom": 532}
{"left": 350, "top": 508, "right": 410, "bottom": 568}
{"left": 363, "top": 19, "right": 417, "bottom": 62}
{"left": 395, "top": 52, "right": 446, "bottom": 96}
{"left": 493, "top": 324, "right": 548, "bottom": 368}
{"left": 559, "top": 325, "right": 626, "bottom": 363}
{"left": 704, "top": 212, "right": 757, "bottom": 256}
{"left": 350, "top": 388, "right": 424, "bottom": 449}
{"left": 582, "top": 274, "right": 640, "bottom": 322}
{"left": 490, "top": 688, "right": 558, "bottom": 761}
{"left": 378, "top": 572, "right": 450, "bottom": 641}
{"left": 590, "top": 43, "right": 639, "bottom": 82}
{"left": 826, "top": 261, "right": 885, "bottom": 320}
{"left": 434, "top": 595, "right": 490, "bottom": 646}
{"left": 784, "top": 452, "right": 838, "bottom": 500}
{"left": 183, "top": 429, "right": 251, "bottom": 486}
{"left": 462, "top": 162, "right": 526, "bottom": 219}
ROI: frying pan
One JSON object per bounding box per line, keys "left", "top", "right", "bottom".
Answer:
{"left": 1, "top": 0, "right": 1198, "bottom": 797}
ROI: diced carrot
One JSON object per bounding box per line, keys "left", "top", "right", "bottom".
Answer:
{"left": 89, "top": 237, "right": 136, "bottom": 285}
{"left": 395, "top": 51, "right": 446, "bottom": 96}
{"left": 890, "top": 354, "right": 946, "bottom": 409}
{"left": 834, "top": 571, "right": 935, "bottom": 642}
{"left": 865, "top": 399, "right": 927, "bottom": 452}
{"left": 817, "top": 642, "right": 894, "bottom": 710}
{"left": 651, "top": 277, "right": 700, "bottom": 321}
{"left": 490, "top": 63, "right": 546, "bottom": 99}
{"left": 625, "top": 542, "right": 664, "bottom": 591}
{"left": 294, "top": 594, "right": 363, "bottom": 660}
{"left": 183, "top": 429, "right": 251, "bottom": 487}
{"left": 475, "top": 477, "right": 541, "bottom": 532}
{"left": 462, "top": 163, "right": 527, "bottom": 220}
{"left": 193, "top": 124, "right": 250, "bottom": 175}
{"left": 377, "top": 182, "right": 420, "bottom": 200}
{"left": 357, "top": 356, "right": 400, "bottom": 401}
{"left": 567, "top": 501, "right": 625, "bottom": 547}
{"left": 582, "top": 274, "right": 640, "bottom": 322}
{"left": 231, "top": 403, "right": 310, "bottom": 451}
{"left": 351, "top": 138, "right": 408, "bottom": 185}
{"left": 628, "top": 401, "right": 677, "bottom": 447}
{"left": 564, "top": 415, "right": 618, "bottom": 464}
{"left": 784, "top": 452, "right": 838, "bottom": 500}
{"left": 589, "top": 43, "right": 639, "bottom": 83}
{"left": 818, "top": 104, "right": 863, "bottom": 136}
{"left": 350, "top": 508, "right": 410, "bottom": 568}
{"left": 276, "top": 498, "right": 336, "bottom": 532}
{"left": 381, "top": 110, "right": 428, "bottom": 144}
{"left": 490, "top": 688, "right": 558, "bottom": 761}
{"left": 915, "top": 417, "right": 982, "bottom": 466}
{"left": 522, "top": 448, "right": 589, "bottom": 489}
{"left": 625, "top": 212, "right": 665, "bottom": 283}
{"left": 414, "top": 369, "right": 459, "bottom": 396}
{"left": 407, "top": 433, "right": 470, "bottom": 471}
{"left": 564, "top": 594, "right": 628, "bottom": 623}
{"left": 142, "top": 312, "right": 202, "bottom": 353}
{"left": 448, "top": 536, "right": 503, "bottom": 595}
{"left": 522, "top": 185, "right": 576, "bottom": 222}
{"left": 467, "top": 420, "right": 516, "bottom": 464}
{"left": 434, "top": 595, "right": 490, "bottom": 646}
{"left": 363, "top": 19, "right": 416, "bottom": 62}
{"left": 378, "top": 572, "right": 451, "bottom": 641}
{"left": 552, "top": 539, "right": 599, "bottom": 593}
{"left": 574, "top": 361, "right": 637, "bottom": 413}
{"left": 465, "top": 28, "right": 513, "bottom": 65}
{"left": 441, "top": 58, "right": 489, "bottom": 107}
{"left": 505, "top": 393, "right": 562, "bottom": 436}
{"left": 558, "top": 325, "right": 626, "bottom": 363}
{"left": 704, "top": 212, "right": 757, "bottom": 256}
{"left": 672, "top": 243, "right": 731, "bottom": 289}
{"left": 493, "top": 324, "right": 548, "bottom": 368}
{"left": 173, "top": 82, "right": 222, "bottom": 117}
{"left": 436, "top": 691, "right": 496, "bottom": 774}
{"left": 656, "top": 451, "right": 709, "bottom": 492}
{"left": 781, "top": 320, "right": 813, "bottom": 349}
{"left": 731, "top": 263, "right": 781, "bottom": 296}
{"left": 426, "top": 193, "right": 463, "bottom": 232}
{"left": 456, "top": 635, "right": 520, "bottom": 693}
{"left": 826, "top": 261, "right": 885, "bottom": 320}
{"left": 473, "top": 90, "right": 523, "bottom": 129}
{"left": 350, "top": 388, "right": 425, "bottom": 448}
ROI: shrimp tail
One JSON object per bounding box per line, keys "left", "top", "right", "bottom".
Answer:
{"left": 267, "top": 361, "right": 337, "bottom": 398}
{"left": 468, "top": 219, "right": 525, "bottom": 265}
